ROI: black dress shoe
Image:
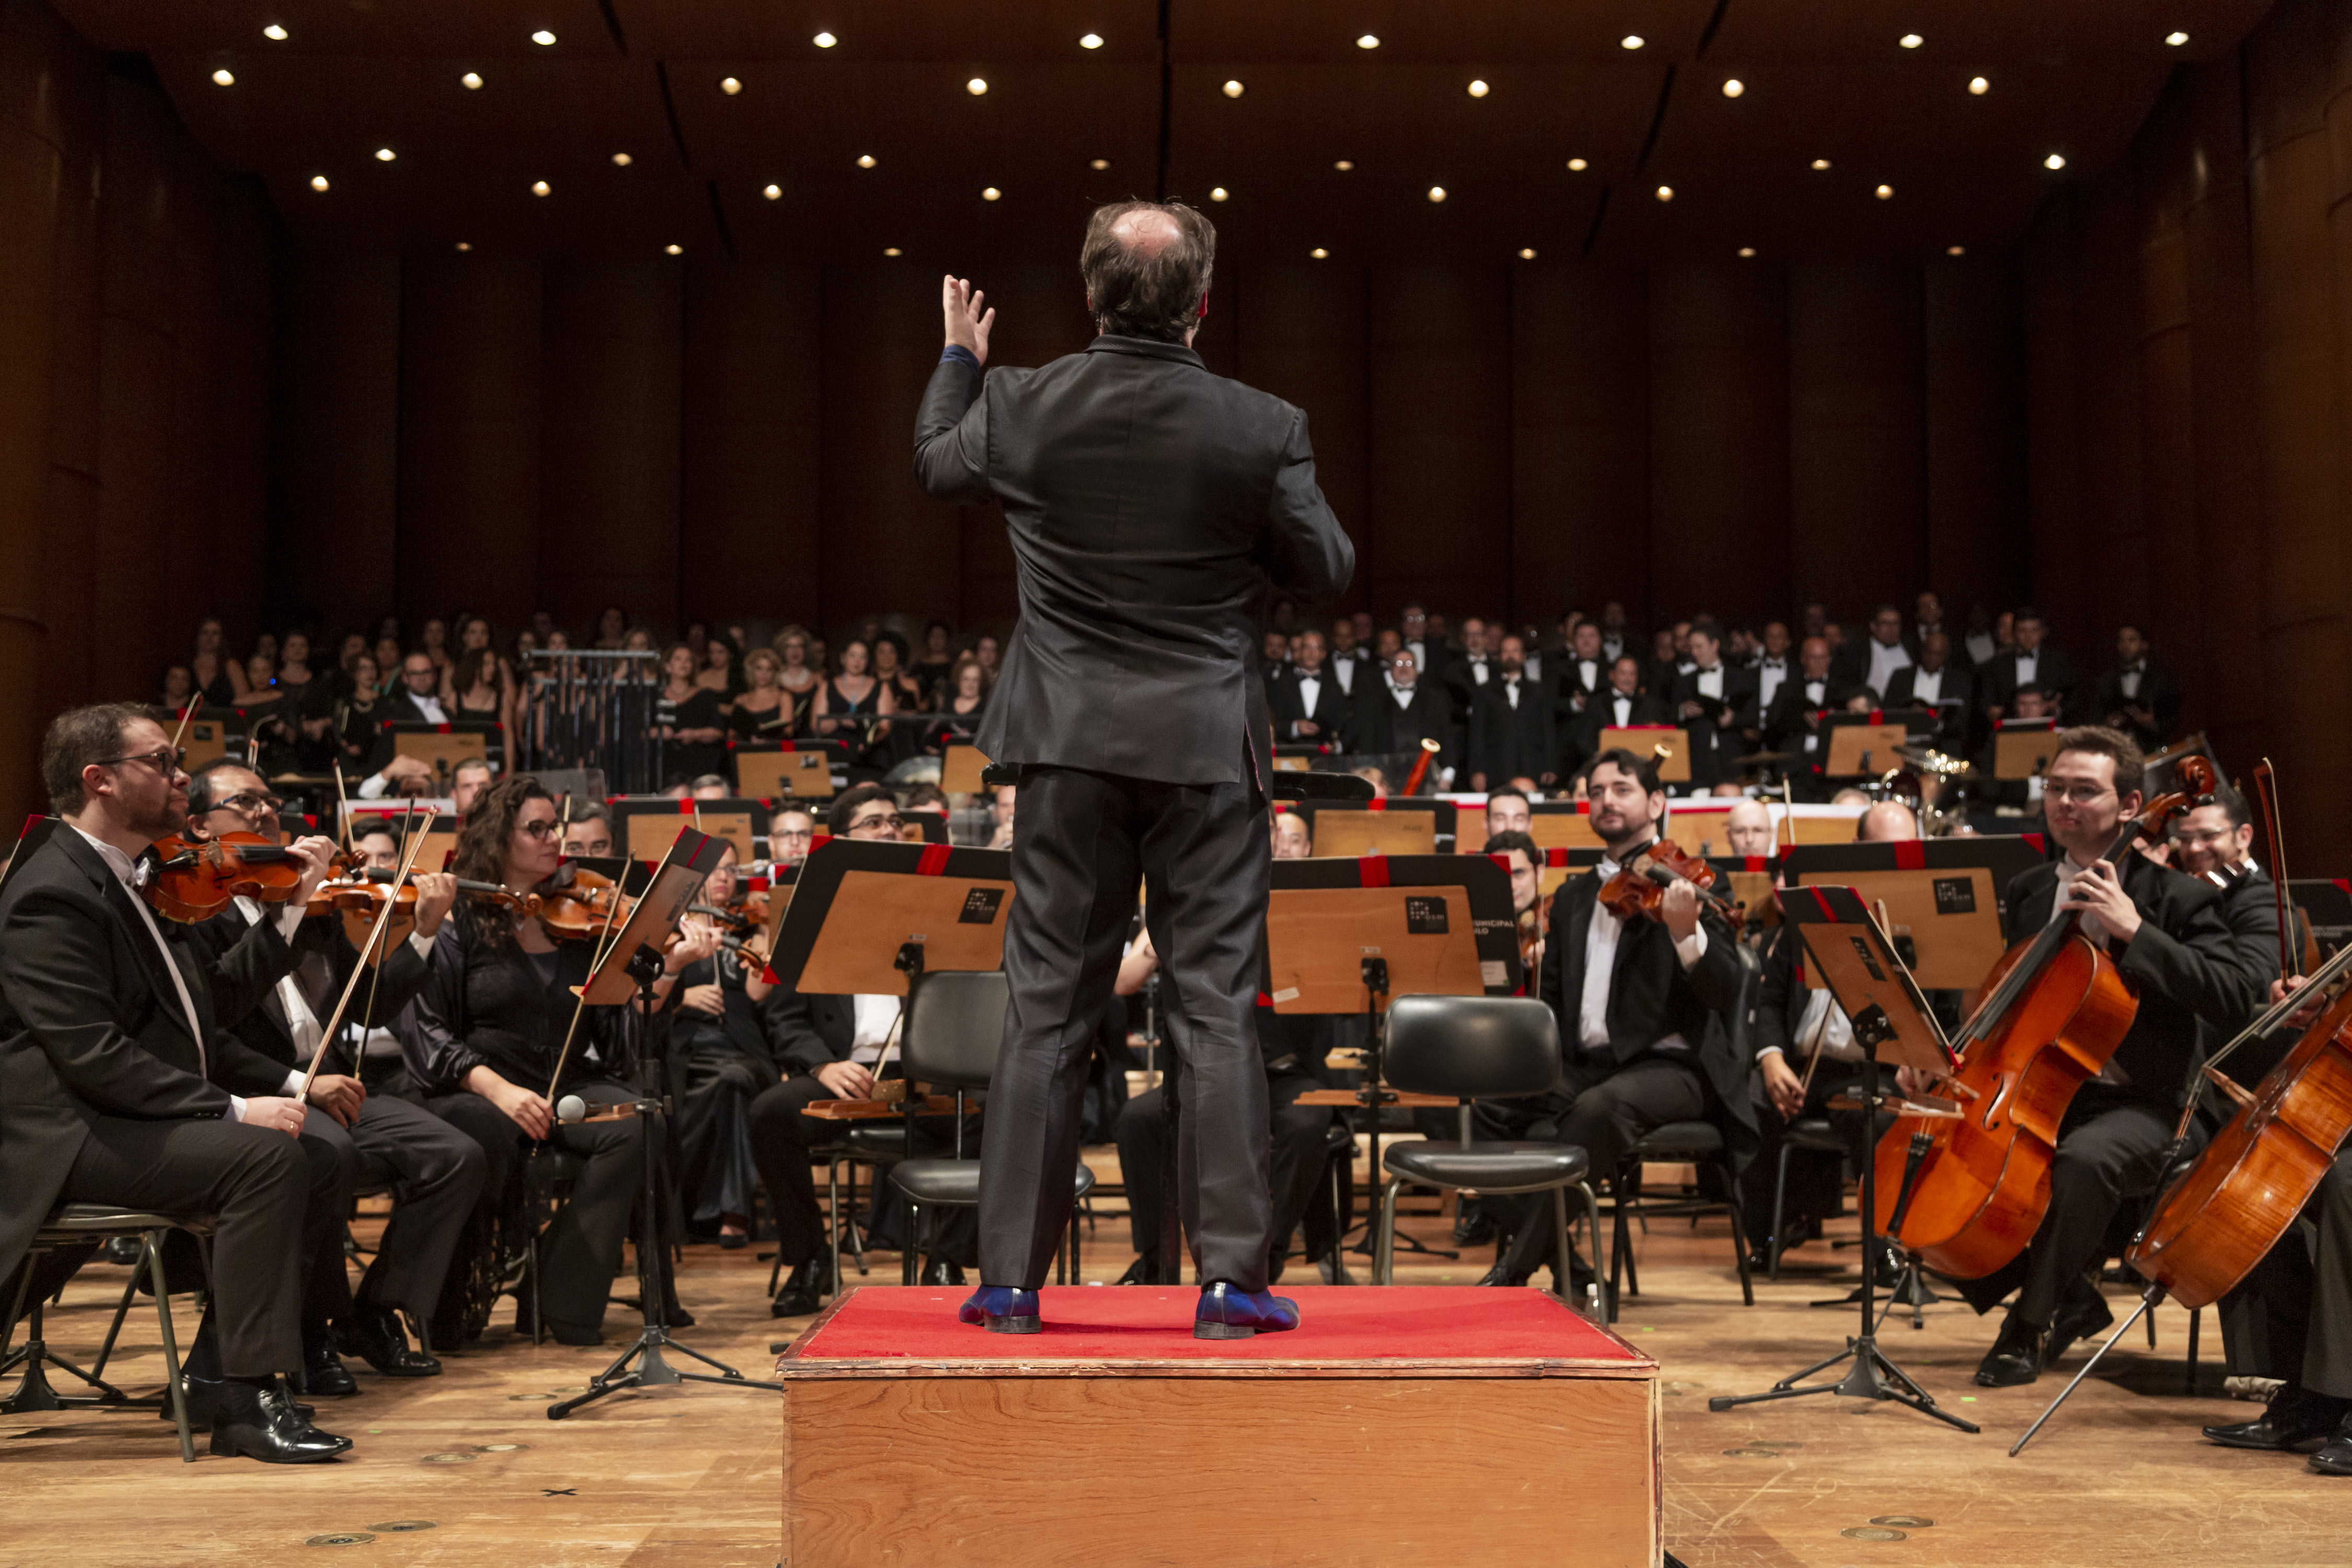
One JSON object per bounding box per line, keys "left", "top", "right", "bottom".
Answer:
{"left": 921, "top": 1259, "right": 967, "bottom": 1288}
{"left": 2043, "top": 1284, "right": 2115, "bottom": 1366}
{"left": 771, "top": 1258, "right": 826, "bottom": 1318}
{"left": 2205, "top": 1386, "right": 2349, "bottom": 1451}
{"left": 1975, "top": 1316, "right": 2045, "bottom": 1388}
{"left": 1454, "top": 1208, "right": 1497, "bottom": 1247}
{"left": 300, "top": 1344, "right": 359, "bottom": 1399}
{"left": 2311, "top": 1415, "right": 2352, "bottom": 1477}
{"left": 342, "top": 1304, "right": 441, "bottom": 1378}
{"left": 1115, "top": 1253, "right": 1158, "bottom": 1286}
{"left": 1475, "top": 1262, "right": 1531, "bottom": 1287}
{"left": 209, "top": 1377, "right": 352, "bottom": 1465}
{"left": 164, "top": 1377, "right": 312, "bottom": 1425}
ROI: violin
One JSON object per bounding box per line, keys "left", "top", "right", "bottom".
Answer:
{"left": 534, "top": 864, "right": 636, "bottom": 944}
{"left": 143, "top": 832, "right": 356, "bottom": 924}
{"left": 1871, "top": 755, "right": 2216, "bottom": 1279}
{"left": 1596, "top": 839, "right": 1733, "bottom": 925}
{"left": 307, "top": 872, "right": 541, "bottom": 964}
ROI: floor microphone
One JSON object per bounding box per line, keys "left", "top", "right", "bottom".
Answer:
{"left": 556, "top": 1093, "right": 586, "bottom": 1125}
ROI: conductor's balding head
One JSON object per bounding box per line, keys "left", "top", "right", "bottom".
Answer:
{"left": 1082, "top": 200, "right": 1217, "bottom": 344}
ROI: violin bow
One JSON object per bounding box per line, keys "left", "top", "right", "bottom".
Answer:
{"left": 297, "top": 810, "right": 436, "bottom": 1106}
{"left": 331, "top": 762, "right": 355, "bottom": 856}
{"left": 356, "top": 796, "right": 419, "bottom": 1037}
{"left": 541, "top": 856, "right": 637, "bottom": 1104}
{"left": 2253, "top": 759, "right": 2295, "bottom": 979}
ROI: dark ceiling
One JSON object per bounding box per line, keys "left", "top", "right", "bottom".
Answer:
{"left": 56, "top": 1, "right": 2276, "bottom": 265}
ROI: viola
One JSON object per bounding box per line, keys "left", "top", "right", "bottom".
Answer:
{"left": 143, "top": 832, "right": 356, "bottom": 924}
{"left": 1596, "top": 839, "right": 1733, "bottom": 925}
{"left": 1871, "top": 756, "right": 2216, "bottom": 1279}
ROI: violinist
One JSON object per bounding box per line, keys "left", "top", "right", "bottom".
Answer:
{"left": 1483, "top": 828, "right": 1544, "bottom": 975}
{"left": 559, "top": 801, "right": 615, "bottom": 859}
{"left": 177, "top": 760, "right": 484, "bottom": 1387}
{"left": 0, "top": 705, "right": 352, "bottom": 1462}
{"left": 664, "top": 841, "right": 786, "bottom": 1251}
{"left": 764, "top": 804, "right": 816, "bottom": 872}
{"left": 1472, "top": 749, "right": 1750, "bottom": 1304}
{"left": 1929, "top": 729, "right": 2261, "bottom": 1388}
{"left": 403, "top": 777, "right": 701, "bottom": 1344}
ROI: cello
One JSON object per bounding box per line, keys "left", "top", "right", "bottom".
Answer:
{"left": 1870, "top": 756, "right": 2215, "bottom": 1279}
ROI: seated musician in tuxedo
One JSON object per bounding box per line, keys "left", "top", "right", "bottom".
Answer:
{"left": 745, "top": 784, "right": 972, "bottom": 1316}
{"left": 1269, "top": 629, "right": 1352, "bottom": 750}
{"left": 1468, "top": 633, "right": 1559, "bottom": 792}
{"left": 1884, "top": 631, "right": 1974, "bottom": 748}
{"left": 1669, "top": 618, "right": 1757, "bottom": 792}
{"left": 0, "top": 704, "right": 354, "bottom": 1462}
{"left": 2090, "top": 625, "right": 2182, "bottom": 752}
{"left": 1749, "top": 622, "right": 1795, "bottom": 724}
{"left": 1917, "top": 728, "right": 2261, "bottom": 1387}
{"left": 1763, "top": 636, "right": 1864, "bottom": 799}
{"left": 1563, "top": 655, "right": 1669, "bottom": 777}
{"left": 1737, "top": 802, "right": 1920, "bottom": 1268}
{"left": 1348, "top": 650, "right": 1457, "bottom": 787}
{"left": 1979, "top": 606, "right": 2076, "bottom": 725}
{"left": 1831, "top": 604, "right": 1915, "bottom": 699}
{"left": 1473, "top": 749, "right": 1751, "bottom": 1298}
{"left": 177, "top": 760, "right": 484, "bottom": 1388}
{"left": 2170, "top": 786, "right": 2285, "bottom": 999}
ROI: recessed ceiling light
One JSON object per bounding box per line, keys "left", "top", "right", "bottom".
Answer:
{"left": 854, "top": 153, "right": 875, "bottom": 168}
{"left": 814, "top": 31, "right": 837, "bottom": 48}
{"left": 455, "top": 241, "right": 471, "bottom": 252}
{"left": 1738, "top": 246, "right": 1757, "bottom": 258}
{"left": 967, "top": 77, "right": 989, "bottom": 96}
{"left": 309, "top": 174, "right": 329, "bottom": 191}
{"left": 1310, "top": 247, "right": 1329, "bottom": 259}
{"left": 1080, "top": 32, "right": 1103, "bottom": 49}
{"left": 1969, "top": 75, "right": 1989, "bottom": 95}
{"left": 1899, "top": 33, "right": 1923, "bottom": 49}
{"left": 2165, "top": 30, "right": 2189, "bottom": 47}
{"left": 982, "top": 186, "right": 1001, "bottom": 201}
{"left": 1210, "top": 187, "right": 1229, "bottom": 202}
{"left": 1517, "top": 248, "right": 1537, "bottom": 260}
{"left": 763, "top": 183, "right": 781, "bottom": 200}
{"left": 1357, "top": 34, "right": 1379, "bottom": 49}
{"left": 1090, "top": 158, "right": 1110, "bottom": 170}
{"left": 1223, "top": 79, "right": 1244, "bottom": 97}
{"left": 532, "top": 179, "right": 551, "bottom": 196}
{"left": 1947, "top": 245, "right": 1966, "bottom": 256}
{"left": 374, "top": 147, "right": 396, "bottom": 162}
{"left": 1335, "top": 158, "right": 1355, "bottom": 171}
{"left": 1811, "top": 158, "right": 1831, "bottom": 170}
{"left": 1427, "top": 185, "right": 1447, "bottom": 202}
{"left": 612, "top": 152, "right": 632, "bottom": 167}
{"left": 1655, "top": 185, "right": 1673, "bottom": 201}
{"left": 461, "top": 71, "right": 483, "bottom": 89}
{"left": 883, "top": 246, "right": 902, "bottom": 257}
{"left": 1721, "top": 78, "right": 1743, "bottom": 97}
{"left": 2044, "top": 153, "right": 2067, "bottom": 170}
{"left": 1567, "top": 157, "right": 1588, "bottom": 171}
{"left": 211, "top": 68, "right": 234, "bottom": 86}
{"left": 665, "top": 244, "right": 683, "bottom": 255}
{"left": 262, "top": 23, "right": 287, "bottom": 40}
{"left": 1467, "top": 79, "right": 1490, "bottom": 97}
{"left": 720, "top": 76, "right": 742, "bottom": 95}
{"left": 1621, "top": 34, "right": 1644, "bottom": 49}
{"left": 1876, "top": 183, "right": 1895, "bottom": 199}
{"left": 531, "top": 29, "right": 556, "bottom": 46}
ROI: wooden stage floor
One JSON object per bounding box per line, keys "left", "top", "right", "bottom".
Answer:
{"left": 4, "top": 1151, "right": 2343, "bottom": 1567}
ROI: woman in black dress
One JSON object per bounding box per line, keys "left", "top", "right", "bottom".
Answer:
{"left": 652, "top": 642, "right": 729, "bottom": 788}
{"left": 927, "top": 654, "right": 990, "bottom": 750}
{"left": 662, "top": 842, "right": 784, "bottom": 1247}
{"left": 332, "top": 652, "right": 385, "bottom": 777}
{"left": 912, "top": 620, "right": 956, "bottom": 708}
{"left": 405, "top": 777, "right": 711, "bottom": 1344}
{"left": 811, "top": 637, "right": 895, "bottom": 768}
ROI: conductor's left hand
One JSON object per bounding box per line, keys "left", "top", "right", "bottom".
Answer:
{"left": 942, "top": 276, "right": 995, "bottom": 366}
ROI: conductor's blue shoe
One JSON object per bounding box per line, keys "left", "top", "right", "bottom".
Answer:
{"left": 1194, "top": 1283, "right": 1301, "bottom": 1340}
{"left": 957, "top": 1286, "right": 1041, "bottom": 1334}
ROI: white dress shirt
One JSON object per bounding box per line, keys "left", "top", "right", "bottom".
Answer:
{"left": 2118, "top": 664, "right": 2143, "bottom": 700}
{"left": 232, "top": 895, "right": 437, "bottom": 1084}
{"left": 1908, "top": 666, "right": 1944, "bottom": 707}
{"left": 1694, "top": 664, "right": 1724, "bottom": 701}
{"left": 1295, "top": 672, "right": 1323, "bottom": 718}
{"left": 850, "top": 994, "right": 901, "bottom": 1065}
{"left": 1865, "top": 638, "right": 1913, "bottom": 697}
{"left": 2014, "top": 650, "right": 2039, "bottom": 686}
{"left": 1607, "top": 693, "right": 1636, "bottom": 728}
{"left": 1331, "top": 658, "right": 1356, "bottom": 696}
{"left": 1755, "top": 658, "right": 1788, "bottom": 712}
{"left": 1576, "top": 853, "right": 1709, "bottom": 1055}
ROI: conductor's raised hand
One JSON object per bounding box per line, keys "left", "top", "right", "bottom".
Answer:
{"left": 942, "top": 275, "right": 995, "bottom": 366}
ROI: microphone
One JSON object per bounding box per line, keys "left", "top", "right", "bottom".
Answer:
{"left": 556, "top": 1094, "right": 586, "bottom": 1125}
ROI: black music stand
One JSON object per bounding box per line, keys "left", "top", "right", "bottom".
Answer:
{"left": 548, "top": 828, "right": 782, "bottom": 1418}
{"left": 1709, "top": 884, "right": 1978, "bottom": 1432}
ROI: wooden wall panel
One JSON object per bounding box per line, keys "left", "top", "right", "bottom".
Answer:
{"left": 397, "top": 253, "right": 541, "bottom": 633}
{"left": 1647, "top": 263, "right": 1790, "bottom": 630}
{"left": 1922, "top": 258, "right": 2027, "bottom": 630}
{"left": 2134, "top": 89, "right": 2201, "bottom": 718}
{"left": 1368, "top": 264, "right": 1511, "bottom": 619}
{"left": 1511, "top": 266, "right": 1650, "bottom": 634}
{"left": 1233, "top": 261, "right": 1370, "bottom": 618}
{"left": 1788, "top": 263, "right": 1925, "bottom": 623}
{"left": 682, "top": 261, "right": 822, "bottom": 630}
{"left": 271, "top": 249, "right": 400, "bottom": 639}
{"left": 39, "top": 15, "right": 102, "bottom": 733}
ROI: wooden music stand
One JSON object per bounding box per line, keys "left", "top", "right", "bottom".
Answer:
{"left": 576, "top": 828, "right": 730, "bottom": 1005}
{"left": 939, "top": 745, "right": 993, "bottom": 797}
{"left": 611, "top": 797, "right": 761, "bottom": 868}
{"left": 1527, "top": 804, "right": 1606, "bottom": 852}
{"left": 735, "top": 746, "right": 838, "bottom": 801}
{"left": 388, "top": 723, "right": 494, "bottom": 780}
{"left": 1825, "top": 722, "right": 1911, "bottom": 778}
{"left": 180, "top": 713, "right": 241, "bottom": 772}
{"left": 1310, "top": 811, "right": 1436, "bottom": 857}
{"left": 768, "top": 838, "right": 1016, "bottom": 998}
{"left": 1993, "top": 726, "right": 2061, "bottom": 782}
{"left": 1600, "top": 726, "right": 1690, "bottom": 782}
{"left": 1783, "top": 836, "right": 2043, "bottom": 990}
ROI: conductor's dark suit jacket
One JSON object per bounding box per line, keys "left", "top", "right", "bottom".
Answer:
{"left": 914, "top": 336, "right": 1354, "bottom": 788}
{"left": 0, "top": 827, "right": 301, "bottom": 1293}
{"left": 1998, "top": 854, "right": 2262, "bottom": 1109}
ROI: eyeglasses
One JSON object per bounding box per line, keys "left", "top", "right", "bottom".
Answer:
{"left": 97, "top": 747, "right": 185, "bottom": 774}
{"left": 518, "top": 819, "right": 560, "bottom": 839}
{"left": 2046, "top": 783, "right": 2114, "bottom": 805}
{"left": 212, "top": 791, "right": 286, "bottom": 816}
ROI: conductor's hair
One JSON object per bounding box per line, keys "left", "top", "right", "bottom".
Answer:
{"left": 1081, "top": 200, "right": 1217, "bottom": 343}
{"left": 1589, "top": 747, "right": 1665, "bottom": 798}
{"left": 2052, "top": 725, "right": 2146, "bottom": 800}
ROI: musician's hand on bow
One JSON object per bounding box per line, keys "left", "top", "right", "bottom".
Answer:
{"left": 942, "top": 275, "right": 995, "bottom": 366}
{"left": 286, "top": 835, "right": 342, "bottom": 907}
{"left": 307, "top": 1073, "right": 366, "bottom": 1127}
{"left": 2271, "top": 974, "right": 2326, "bottom": 1031}
{"left": 1761, "top": 1051, "right": 1805, "bottom": 1120}
{"left": 2059, "top": 859, "right": 2141, "bottom": 944}
{"left": 814, "top": 1059, "right": 875, "bottom": 1100}
{"left": 1659, "top": 879, "right": 1701, "bottom": 944}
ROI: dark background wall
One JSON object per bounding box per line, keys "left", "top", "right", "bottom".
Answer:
{"left": 9, "top": 0, "right": 2352, "bottom": 867}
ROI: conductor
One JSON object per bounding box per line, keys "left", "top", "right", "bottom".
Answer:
{"left": 915, "top": 200, "right": 1354, "bottom": 1337}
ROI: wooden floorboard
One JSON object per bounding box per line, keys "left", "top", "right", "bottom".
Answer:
{"left": 3, "top": 1150, "right": 2342, "bottom": 1566}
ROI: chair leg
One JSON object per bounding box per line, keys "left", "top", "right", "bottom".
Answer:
{"left": 1376, "top": 1178, "right": 1404, "bottom": 1286}
{"left": 1327, "top": 1157, "right": 1356, "bottom": 1286}
{"left": 825, "top": 1159, "right": 842, "bottom": 1301}
{"left": 1069, "top": 1198, "right": 1083, "bottom": 1284}
{"left": 1720, "top": 1165, "right": 1754, "bottom": 1306}
{"left": 148, "top": 1230, "right": 194, "bottom": 1464}
{"left": 1768, "top": 1145, "right": 1792, "bottom": 1282}
{"left": 528, "top": 1227, "right": 543, "bottom": 1346}
{"left": 2186, "top": 1305, "right": 2201, "bottom": 1394}
{"left": 1610, "top": 1169, "right": 1640, "bottom": 1301}
{"left": 901, "top": 1203, "right": 920, "bottom": 1287}
{"left": 1549, "top": 1189, "right": 1584, "bottom": 1316}
{"left": 89, "top": 1241, "right": 147, "bottom": 1379}
{"left": 1575, "top": 1183, "right": 1608, "bottom": 1321}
